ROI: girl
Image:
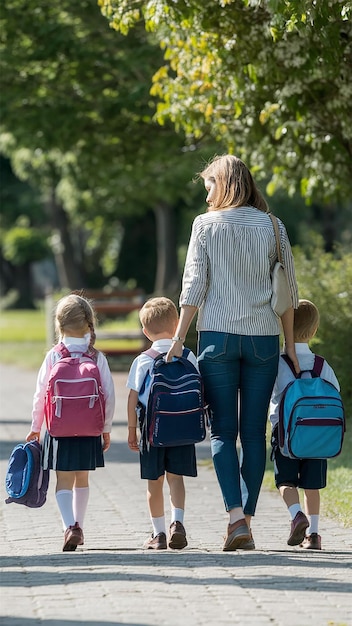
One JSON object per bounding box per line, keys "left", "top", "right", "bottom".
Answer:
{"left": 26, "top": 294, "right": 115, "bottom": 551}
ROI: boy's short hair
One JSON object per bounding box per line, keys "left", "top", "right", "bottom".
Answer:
{"left": 294, "top": 299, "right": 320, "bottom": 342}
{"left": 139, "top": 297, "right": 178, "bottom": 335}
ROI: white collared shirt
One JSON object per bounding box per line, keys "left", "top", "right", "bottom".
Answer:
{"left": 126, "top": 339, "right": 199, "bottom": 406}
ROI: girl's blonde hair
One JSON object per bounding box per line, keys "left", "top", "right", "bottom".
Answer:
{"left": 294, "top": 299, "right": 320, "bottom": 342}
{"left": 199, "top": 154, "right": 268, "bottom": 213}
{"left": 55, "top": 294, "right": 96, "bottom": 341}
{"left": 139, "top": 297, "right": 178, "bottom": 335}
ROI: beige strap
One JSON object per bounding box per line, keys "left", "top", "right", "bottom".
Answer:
{"left": 268, "top": 213, "right": 283, "bottom": 265}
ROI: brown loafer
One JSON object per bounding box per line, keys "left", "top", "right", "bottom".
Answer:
{"left": 240, "top": 529, "right": 255, "bottom": 551}
{"left": 63, "top": 522, "right": 83, "bottom": 552}
{"left": 168, "top": 521, "right": 188, "bottom": 550}
{"left": 143, "top": 532, "right": 167, "bottom": 550}
{"left": 287, "top": 511, "right": 309, "bottom": 546}
{"left": 300, "top": 533, "right": 322, "bottom": 550}
{"left": 223, "top": 519, "right": 251, "bottom": 551}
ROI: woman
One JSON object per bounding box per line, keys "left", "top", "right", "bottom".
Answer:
{"left": 166, "top": 154, "right": 299, "bottom": 551}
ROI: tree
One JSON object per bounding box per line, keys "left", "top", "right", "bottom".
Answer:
{"left": 99, "top": 0, "right": 352, "bottom": 205}
{"left": 1, "top": 0, "right": 215, "bottom": 295}
{"left": 2, "top": 218, "right": 51, "bottom": 307}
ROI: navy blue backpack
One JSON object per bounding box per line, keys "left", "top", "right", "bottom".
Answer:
{"left": 137, "top": 348, "right": 208, "bottom": 448}
{"left": 5, "top": 440, "right": 50, "bottom": 508}
{"left": 279, "top": 355, "right": 345, "bottom": 460}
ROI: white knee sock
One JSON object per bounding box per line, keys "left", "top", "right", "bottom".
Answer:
{"left": 307, "top": 514, "right": 319, "bottom": 534}
{"left": 151, "top": 516, "right": 166, "bottom": 537}
{"left": 56, "top": 490, "right": 75, "bottom": 530}
{"left": 73, "top": 487, "right": 89, "bottom": 529}
{"left": 288, "top": 503, "right": 302, "bottom": 520}
{"left": 171, "top": 508, "right": 184, "bottom": 524}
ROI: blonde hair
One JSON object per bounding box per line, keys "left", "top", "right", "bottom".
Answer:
{"left": 139, "top": 297, "right": 178, "bottom": 335}
{"left": 199, "top": 154, "right": 268, "bottom": 213}
{"left": 55, "top": 294, "right": 96, "bottom": 341}
{"left": 294, "top": 299, "right": 320, "bottom": 342}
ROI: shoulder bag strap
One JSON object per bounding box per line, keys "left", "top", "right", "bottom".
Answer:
{"left": 268, "top": 213, "right": 283, "bottom": 265}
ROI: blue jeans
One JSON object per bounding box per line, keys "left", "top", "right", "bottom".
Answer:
{"left": 198, "top": 331, "right": 279, "bottom": 516}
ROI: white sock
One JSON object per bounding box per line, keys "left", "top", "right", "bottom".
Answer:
{"left": 307, "top": 514, "right": 319, "bottom": 535}
{"left": 56, "top": 490, "right": 75, "bottom": 530}
{"left": 171, "top": 508, "right": 184, "bottom": 524}
{"left": 151, "top": 516, "right": 166, "bottom": 537}
{"left": 229, "top": 508, "right": 245, "bottom": 524}
{"left": 73, "top": 487, "right": 89, "bottom": 529}
{"left": 288, "top": 503, "right": 302, "bottom": 520}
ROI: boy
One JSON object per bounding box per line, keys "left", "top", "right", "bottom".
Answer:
{"left": 126, "top": 297, "right": 198, "bottom": 550}
{"left": 269, "top": 299, "right": 340, "bottom": 550}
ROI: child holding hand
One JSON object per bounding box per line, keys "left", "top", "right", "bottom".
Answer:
{"left": 127, "top": 297, "right": 198, "bottom": 550}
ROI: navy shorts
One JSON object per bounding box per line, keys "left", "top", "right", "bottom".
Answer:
{"left": 271, "top": 427, "right": 327, "bottom": 489}
{"left": 139, "top": 444, "right": 197, "bottom": 480}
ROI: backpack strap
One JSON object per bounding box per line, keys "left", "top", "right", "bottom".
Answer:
{"left": 281, "top": 353, "right": 325, "bottom": 378}
{"left": 52, "top": 342, "right": 97, "bottom": 364}
{"left": 312, "top": 355, "right": 324, "bottom": 377}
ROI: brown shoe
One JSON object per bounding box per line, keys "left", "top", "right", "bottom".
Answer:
{"left": 223, "top": 519, "right": 251, "bottom": 551}
{"left": 240, "top": 529, "right": 255, "bottom": 551}
{"left": 143, "top": 532, "right": 167, "bottom": 550}
{"left": 63, "top": 522, "right": 83, "bottom": 552}
{"left": 300, "top": 533, "right": 322, "bottom": 550}
{"left": 168, "top": 521, "right": 188, "bottom": 550}
{"left": 287, "top": 511, "right": 309, "bottom": 546}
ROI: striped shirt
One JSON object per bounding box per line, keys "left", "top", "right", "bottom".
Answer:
{"left": 180, "top": 206, "right": 299, "bottom": 336}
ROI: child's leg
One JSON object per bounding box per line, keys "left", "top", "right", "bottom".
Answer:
{"left": 56, "top": 470, "right": 76, "bottom": 529}
{"left": 73, "top": 471, "right": 90, "bottom": 530}
{"left": 147, "top": 476, "right": 166, "bottom": 536}
{"left": 304, "top": 489, "right": 320, "bottom": 533}
{"left": 166, "top": 472, "right": 185, "bottom": 522}
{"left": 279, "top": 484, "right": 309, "bottom": 546}
{"left": 166, "top": 473, "right": 188, "bottom": 549}
{"left": 279, "top": 484, "right": 301, "bottom": 518}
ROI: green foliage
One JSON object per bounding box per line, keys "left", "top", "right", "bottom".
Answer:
{"left": 0, "top": 0, "right": 217, "bottom": 292}
{"left": 293, "top": 235, "right": 352, "bottom": 414}
{"left": 100, "top": 0, "right": 352, "bottom": 204}
{"left": 2, "top": 222, "right": 50, "bottom": 266}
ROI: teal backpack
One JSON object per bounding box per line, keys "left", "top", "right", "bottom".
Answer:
{"left": 278, "top": 355, "right": 345, "bottom": 460}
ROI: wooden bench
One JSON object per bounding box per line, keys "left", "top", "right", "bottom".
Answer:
{"left": 74, "top": 289, "right": 148, "bottom": 361}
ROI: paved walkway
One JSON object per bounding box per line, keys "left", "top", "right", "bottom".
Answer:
{"left": 0, "top": 363, "right": 351, "bottom": 626}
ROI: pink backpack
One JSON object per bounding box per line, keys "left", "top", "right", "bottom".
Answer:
{"left": 45, "top": 343, "right": 105, "bottom": 438}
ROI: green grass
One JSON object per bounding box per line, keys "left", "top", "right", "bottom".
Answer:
{"left": 0, "top": 306, "right": 143, "bottom": 369}
{"left": 1, "top": 307, "right": 351, "bottom": 528}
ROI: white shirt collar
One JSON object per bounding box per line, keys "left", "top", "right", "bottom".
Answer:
{"left": 294, "top": 343, "right": 312, "bottom": 354}
{"left": 151, "top": 339, "right": 174, "bottom": 350}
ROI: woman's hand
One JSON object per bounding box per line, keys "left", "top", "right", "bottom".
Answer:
{"left": 165, "top": 340, "right": 183, "bottom": 362}
{"left": 284, "top": 345, "right": 300, "bottom": 375}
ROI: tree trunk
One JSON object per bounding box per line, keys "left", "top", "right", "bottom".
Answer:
{"left": 13, "top": 262, "right": 35, "bottom": 308}
{"left": 46, "top": 190, "right": 85, "bottom": 290}
{"left": 153, "top": 202, "right": 180, "bottom": 296}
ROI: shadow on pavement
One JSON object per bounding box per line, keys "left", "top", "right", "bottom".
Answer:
{"left": 1, "top": 551, "right": 351, "bottom": 594}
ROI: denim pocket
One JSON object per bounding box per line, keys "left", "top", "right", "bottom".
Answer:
{"left": 198, "top": 332, "right": 228, "bottom": 360}
{"left": 250, "top": 335, "right": 279, "bottom": 362}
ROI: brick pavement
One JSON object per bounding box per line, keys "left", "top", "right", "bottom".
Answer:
{"left": 0, "top": 363, "right": 351, "bottom": 626}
